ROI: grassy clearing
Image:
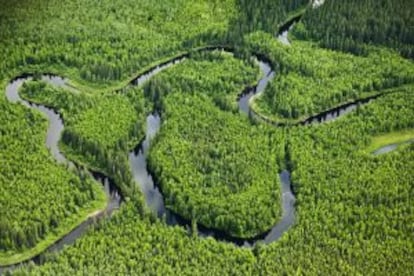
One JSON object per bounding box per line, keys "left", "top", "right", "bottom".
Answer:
{"left": 366, "top": 129, "right": 414, "bottom": 153}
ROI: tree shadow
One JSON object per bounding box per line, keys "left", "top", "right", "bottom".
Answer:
{"left": 181, "top": 0, "right": 309, "bottom": 48}
{"left": 226, "top": 0, "right": 309, "bottom": 42}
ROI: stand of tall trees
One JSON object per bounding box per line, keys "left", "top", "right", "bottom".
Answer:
{"left": 226, "top": 0, "right": 309, "bottom": 42}
{"left": 243, "top": 31, "right": 414, "bottom": 122}
{"left": 149, "top": 93, "right": 285, "bottom": 238}
{"left": 143, "top": 51, "right": 259, "bottom": 112}
{"left": 19, "top": 80, "right": 148, "bottom": 202}
{"left": 0, "top": 100, "right": 105, "bottom": 257}
{"left": 260, "top": 90, "right": 414, "bottom": 275}
{"left": 295, "top": 0, "right": 414, "bottom": 58}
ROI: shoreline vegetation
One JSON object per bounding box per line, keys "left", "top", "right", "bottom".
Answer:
{"left": 3, "top": 44, "right": 412, "bottom": 269}
{"left": 0, "top": 191, "right": 106, "bottom": 266}
{"left": 366, "top": 129, "right": 414, "bottom": 154}
{"left": 1, "top": 0, "right": 413, "bottom": 274}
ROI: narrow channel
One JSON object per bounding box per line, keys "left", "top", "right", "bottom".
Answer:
{"left": 2, "top": 42, "right": 388, "bottom": 271}
{"left": 3, "top": 77, "right": 121, "bottom": 272}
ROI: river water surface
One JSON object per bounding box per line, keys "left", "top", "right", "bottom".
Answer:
{"left": 2, "top": 40, "right": 397, "bottom": 272}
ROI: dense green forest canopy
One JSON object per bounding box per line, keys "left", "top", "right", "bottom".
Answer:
{"left": 20, "top": 80, "right": 146, "bottom": 160}
{"left": 0, "top": 0, "right": 306, "bottom": 86}
{"left": 296, "top": 0, "right": 414, "bottom": 58}
{"left": 12, "top": 84, "right": 414, "bottom": 276}
{"left": 271, "top": 90, "right": 414, "bottom": 274}
{"left": 143, "top": 51, "right": 260, "bottom": 111}
{"left": 244, "top": 32, "right": 414, "bottom": 121}
{"left": 0, "top": 0, "right": 413, "bottom": 274}
{"left": 228, "top": 0, "right": 309, "bottom": 41}
{"left": 149, "top": 93, "right": 283, "bottom": 238}
{"left": 0, "top": 100, "right": 106, "bottom": 265}
{"left": 143, "top": 52, "right": 286, "bottom": 238}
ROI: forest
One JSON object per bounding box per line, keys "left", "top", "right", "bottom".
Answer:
{"left": 143, "top": 50, "right": 260, "bottom": 112}
{"left": 263, "top": 90, "right": 414, "bottom": 274}
{"left": 0, "top": 0, "right": 413, "bottom": 274}
{"left": 244, "top": 32, "right": 414, "bottom": 122}
{"left": 295, "top": 0, "right": 414, "bottom": 58}
{"left": 149, "top": 93, "right": 284, "bottom": 238}
{"left": 0, "top": 99, "right": 106, "bottom": 265}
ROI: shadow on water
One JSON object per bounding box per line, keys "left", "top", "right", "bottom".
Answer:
{"left": 2, "top": 40, "right": 390, "bottom": 271}
{"left": 300, "top": 94, "right": 390, "bottom": 126}
{"left": 238, "top": 60, "right": 275, "bottom": 115}
{"left": 129, "top": 114, "right": 296, "bottom": 246}
{"left": 226, "top": 0, "right": 308, "bottom": 42}
{"left": 245, "top": 90, "right": 392, "bottom": 127}
{"left": 277, "top": 13, "right": 303, "bottom": 45}
{"left": 128, "top": 55, "right": 296, "bottom": 247}
{"left": 2, "top": 76, "right": 121, "bottom": 273}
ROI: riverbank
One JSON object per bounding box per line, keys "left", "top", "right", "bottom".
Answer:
{"left": 0, "top": 192, "right": 106, "bottom": 267}
{"left": 366, "top": 129, "right": 414, "bottom": 154}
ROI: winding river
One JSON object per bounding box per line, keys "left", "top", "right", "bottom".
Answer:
{"left": 2, "top": 46, "right": 397, "bottom": 271}
{"left": 2, "top": 76, "right": 122, "bottom": 273}
{"left": 248, "top": 92, "right": 389, "bottom": 126}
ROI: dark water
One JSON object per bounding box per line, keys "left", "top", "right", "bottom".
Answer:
{"left": 129, "top": 114, "right": 166, "bottom": 217}
{"left": 276, "top": 13, "right": 303, "bottom": 45}
{"left": 126, "top": 54, "right": 296, "bottom": 247}
{"left": 238, "top": 60, "right": 275, "bottom": 116}
{"left": 243, "top": 86, "right": 385, "bottom": 126}
{"left": 132, "top": 59, "right": 185, "bottom": 87}
{"left": 301, "top": 95, "right": 383, "bottom": 125}
{"left": 2, "top": 76, "right": 121, "bottom": 273}
{"left": 128, "top": 111, "right": 296, "bottom": 246}
{"left": 2, "top": 41, "right": 389, "bottom": 271}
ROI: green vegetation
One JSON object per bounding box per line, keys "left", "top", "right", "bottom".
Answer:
{"left": 15, "top": 203, "right": 257, "bottom": 275}
{"left": 149, "top": 93, "right": 284, "bottom": 238}
{"left": 19, "top": 80, "right": 148, "bottom": 197}
{"left": 365, "top": 129, "right": 414, "bottom": 153}
{"left": 244, "top": 32, "right": 414, "bottom": 122}
{"left": 144, "top": 50, "right": 259, "bottom": 111}
{"left": 296, "top": 0, "right": 414, "bottom": 58}
{"left": 0, "top": 100, "right": 106, "bottom": 266}
{"left": 262, "top": 90, "right": 414, "bottom": 275}
{"left": 1, "top": 0, "right": 414, "bottom": 274}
